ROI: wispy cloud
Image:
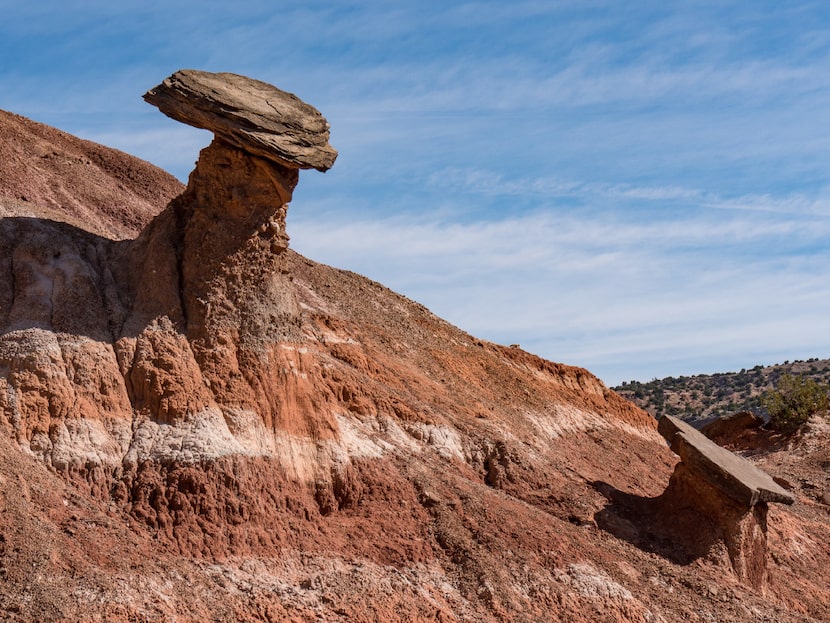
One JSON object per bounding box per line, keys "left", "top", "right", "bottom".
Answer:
{"left": 290, "top": 203, "right": 830, "bottom": 385}
{"left": 424, "top": 166, "right": 830, "bottom": 219}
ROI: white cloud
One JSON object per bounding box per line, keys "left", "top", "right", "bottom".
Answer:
{"left": 290, "top": 203, "right": 830, "bottom": 386}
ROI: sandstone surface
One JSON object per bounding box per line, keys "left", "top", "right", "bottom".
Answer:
{"left": 658, "top": 415, "right": 793, "bottom": 506}
{"left": 143, "top": 69, "right": 337, "bottom": 171}
{"left": 0, "top": 75, "right": 829, "bottom": 622}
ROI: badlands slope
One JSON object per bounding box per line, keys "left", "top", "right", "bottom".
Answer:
{"left": 0, "top": 94, "right": 828, "bottom": 622}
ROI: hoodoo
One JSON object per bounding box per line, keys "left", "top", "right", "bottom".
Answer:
{"left": 657, "top": 416, "right": 793, "bottom": 590}
{"left": 0, "top": 70, "right": 350, "bottom": 504}
{"left": 122, "top": 70, "right": 341, "bottom": 437}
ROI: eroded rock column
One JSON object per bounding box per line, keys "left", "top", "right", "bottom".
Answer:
{"left": 662, "top": 462, "right": 770, "bottom": 589}
{"left": 657, "top": 415, "right": 793, "bottom": 591}
{"left": 174, "top": 139, "right": 300, "bottom": 378}
{"left": 121, "top": 69, "right": 339, "bottom": 432}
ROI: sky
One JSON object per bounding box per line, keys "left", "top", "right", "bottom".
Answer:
{"left": 2, "top": 1, "right": 830, "bottom": 386}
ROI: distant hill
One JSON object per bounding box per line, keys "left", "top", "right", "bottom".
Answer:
{"left": 614, "top": 358, "right": 830, "bottom": 422}
{"left": 0, "top": 109, "right": 183, "bottom": 238}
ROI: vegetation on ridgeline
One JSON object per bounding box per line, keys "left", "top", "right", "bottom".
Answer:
{"left": 760, "top": 373, "right": 830, "bottom": 432}
{"left": 614, "top": 358, "right": 830, "bottom": 424}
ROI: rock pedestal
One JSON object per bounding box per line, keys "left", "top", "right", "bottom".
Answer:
{"left": 124, "top": 70, "right": 340, "bottom": 428}
{"left": 140, "top": 70, "right": 337, "bottom": 344}
{"left": 658, "top": 416, "right": 793, "bottom": 591}
{"left": 663, "top": 461, "right": 770, "bottom": 589}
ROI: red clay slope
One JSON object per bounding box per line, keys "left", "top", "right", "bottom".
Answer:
{"left": 0, "top": 109, "right": 183, "bottom": 238}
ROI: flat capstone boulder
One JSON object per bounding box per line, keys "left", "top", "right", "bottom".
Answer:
{"left": 143, "top": 69, "right": 337, "bottom": 172}
{"left": 658, "top": 415, "right": 794, "bottom": 507}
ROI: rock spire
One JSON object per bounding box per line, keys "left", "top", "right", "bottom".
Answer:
{"left": 123, "top": 71, "right": 340, "bottom": 428}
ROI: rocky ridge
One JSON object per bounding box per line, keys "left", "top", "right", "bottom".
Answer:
{"left": 615, "top": 359, "right": 830, "bottom": 422}
{"left": 0, "top": 72, "right": 828, "bottom": 622}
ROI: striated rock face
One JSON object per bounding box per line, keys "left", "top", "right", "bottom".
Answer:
{"left": 143, "top": 69, "right": 337, "bottom": 171}
{"left": 1, "top": 74, "right": 830, "bottom": 622}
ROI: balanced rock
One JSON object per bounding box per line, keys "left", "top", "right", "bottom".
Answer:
{"left": 125, "top": 72, "right": 341, "bottom": 426}
{"left": 143, "top": 69, "right": 337, "bottom": 171}
{"left": 658, "top": 415, "right": 793, "bottom": 507}
{"left": 658, "top": 415, "right": 793, "bottom": 591}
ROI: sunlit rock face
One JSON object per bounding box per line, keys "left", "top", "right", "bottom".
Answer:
{"left": 142, "top": 69, "right": 337, "bottom": 171}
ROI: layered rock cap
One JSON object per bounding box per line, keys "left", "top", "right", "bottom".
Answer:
{"left": 658, "top": 415, "right": 793, "bottom": 506}
{"left": 143, "top": 69, "right": 337, "bottom": 171}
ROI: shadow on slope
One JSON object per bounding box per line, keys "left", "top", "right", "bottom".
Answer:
{"left": 0, "top": 216, "right": 133, "bottom": 342}
{"left": 592, "top": 480, "right": 724, "bottom": 566}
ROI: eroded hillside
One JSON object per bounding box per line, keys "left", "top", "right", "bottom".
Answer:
{"left": 0, "top": 72, "right": 828, "bottom": 622}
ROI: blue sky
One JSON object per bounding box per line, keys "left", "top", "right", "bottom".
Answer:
{"left": 2, "top": 1, "right": 830, "bottom": 386}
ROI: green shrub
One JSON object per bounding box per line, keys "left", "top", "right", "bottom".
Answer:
{"left": 760, "top": 373, "right": 829, "bottom": 432}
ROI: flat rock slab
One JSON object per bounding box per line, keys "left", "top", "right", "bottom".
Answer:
{"left": 658, "top": 415, "right": 794, "bottom": 507}
{"left": 144, "top": 70, "right": 337, "bottom": 171}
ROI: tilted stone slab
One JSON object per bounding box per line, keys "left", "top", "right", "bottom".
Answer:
{"left": 144, "top": 69, "right": 337, "bottom": 171}
{"left": 658, "top": 415, "right": 794, "bottom": 507}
